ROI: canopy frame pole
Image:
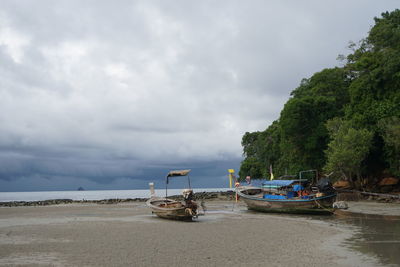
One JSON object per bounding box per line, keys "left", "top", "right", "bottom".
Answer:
{"left": 165, "top": 175, "right": 168, "bottom": 198}
{"left": 164, "top": 170, "right": 192, "bottom": 198}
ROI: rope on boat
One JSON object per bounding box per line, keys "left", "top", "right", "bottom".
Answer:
{"left": 314, "top": 199, "right": 334, "bottom": 214}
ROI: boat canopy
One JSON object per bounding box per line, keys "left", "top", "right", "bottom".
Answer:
{"left": 262, "top": 180, "right": 303, "bottom": 187}
{"left": 165, "top": 169, "right": 192, "bottom": 196}
{"left": 167, "top": 169, "right": 191, "bottom": 178}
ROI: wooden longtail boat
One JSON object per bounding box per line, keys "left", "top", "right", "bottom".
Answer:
{"left": 237, "top": 171, "right": 337, "bottom": 215}
{"left": 146, "top": 169, "right": 198, "bottom": 221}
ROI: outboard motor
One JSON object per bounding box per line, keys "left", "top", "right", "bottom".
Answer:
{"left": 316, "top": 178, "right": 334, "bottom": 193}
{"left": 182, "top": 189, "right": 198, "bottom": 217}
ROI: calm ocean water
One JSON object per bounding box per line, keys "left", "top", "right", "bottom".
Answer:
{"left": 0, "top": 188, "right": 231, "bottom": 202}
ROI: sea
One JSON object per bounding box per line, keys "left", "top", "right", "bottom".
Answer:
{"left": 0, "top": 188, "right": 231, "bottom": 202}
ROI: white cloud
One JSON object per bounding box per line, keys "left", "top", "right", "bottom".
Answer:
{"left": 0, "top": 17, "right": 30, "bottom": 63}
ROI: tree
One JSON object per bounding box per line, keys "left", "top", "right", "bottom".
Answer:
{"left": 345, "top": 10, "right": 400, "bottom": 127}
{"left": 277, "top": 68, "right": 350, "bottom": 174}
{"left": 239, "top": 157, "right": 263, "bottom": 180}
{"left": 324, "top": 118, "right": 373, "bottom": 186}
{"left": 241, "top": 131, "right": 260, "bottom": 158}
{"left": 378, "top": 116, "right": 400, "bottom": 176}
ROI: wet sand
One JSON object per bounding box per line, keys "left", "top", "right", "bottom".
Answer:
{"left": 343, "top": 201, "right": 400, "bottom": 216}
{"left": 0, "top": 201, "right": 381, "bottom": 266}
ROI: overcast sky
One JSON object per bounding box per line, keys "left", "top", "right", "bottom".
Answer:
{"left": 0, "top": 1, "right": 398, "bottom": 191}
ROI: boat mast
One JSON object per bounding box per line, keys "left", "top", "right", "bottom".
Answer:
{"left": 165, "top": 174, "right": 168, "bottom": 198}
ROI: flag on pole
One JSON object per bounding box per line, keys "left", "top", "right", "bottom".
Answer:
{"left": 269, "top": 165, "right": 274, "bottom": 180}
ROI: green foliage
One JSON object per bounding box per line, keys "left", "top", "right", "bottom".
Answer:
{"left": 239, "top": 67, "right": 350, "bottom": 179}
{"left": 279, "top": 95, "right": 341, "bottom": 169}
{"left": 241, "top": 131, "right": 261, "bottom": 158}
{"left": 368, "top": 10, "right": 400, "bottom": 50}
{"left": 378, "top": 117, "right": 400, "bottom": 176}
{"left": 238, "top": 157, "right": 263, "bottom": 181}
{"left": 239, "top": 121, "right": 282, "bottom": 178}
{"left": 324, "top": 118, "right": 373, "bottom": 182}
{"left": 240, "top": 9, "right": 400, "bottom": 182}
{"left": 345, "top": 10, "right": 400, "bottom": 128}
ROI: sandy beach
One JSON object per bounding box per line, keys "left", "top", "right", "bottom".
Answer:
{"left": 0, "top": 201, "right": 382, "bottom": 267}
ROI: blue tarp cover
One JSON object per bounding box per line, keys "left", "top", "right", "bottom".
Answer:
{"left": 262, "top": 180, "right": 302, "bottom": 187}
{"left": 293, "top": 184, "right": 304, "bottom": 191}
{"left": 286, "top": 191, "right": 296, "bottom": 198}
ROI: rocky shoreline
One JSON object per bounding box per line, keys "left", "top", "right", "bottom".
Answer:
{"left": 1, "top": 190, "right": 399, "bottom": 207}
{"left": 0, "top": 191, "right": 236, "bottom": 207}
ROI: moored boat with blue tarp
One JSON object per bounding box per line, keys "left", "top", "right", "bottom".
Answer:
{"left": 237, "top": 170, "right": 337, "bottom": 214}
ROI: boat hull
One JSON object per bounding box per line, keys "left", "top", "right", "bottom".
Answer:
{"left": 237, "top": 188, "right": 336, "bottom": 215}
{"left": 146, "top": 198, "right": 195, "bottom": 221}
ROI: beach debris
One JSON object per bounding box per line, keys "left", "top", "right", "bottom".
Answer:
{"left": 379, "top": 177, "right": 399, "bottom": 186}
{"left": 333, "top": 201, "right": 349, "bottom": 209}
{"left": 333, "top": 180, "right": 351, "bottom": 189}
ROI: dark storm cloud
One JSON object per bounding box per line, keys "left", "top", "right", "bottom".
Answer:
{"left": 0, "top": 0, "right": 398, "bottom": 191}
